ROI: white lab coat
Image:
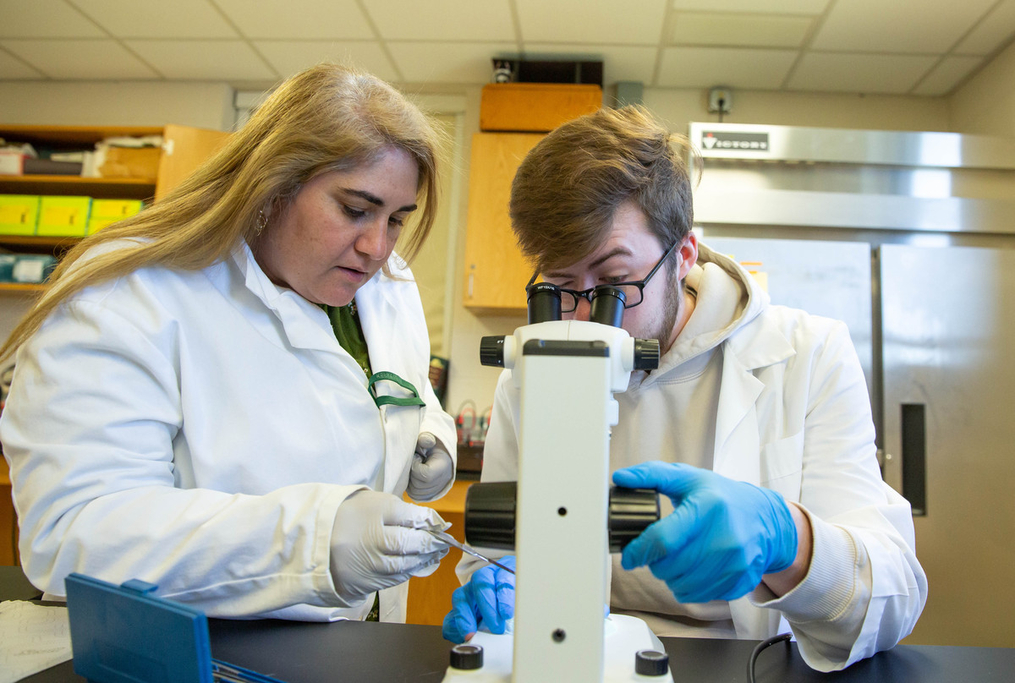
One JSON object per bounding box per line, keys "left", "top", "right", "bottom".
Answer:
{"left": 468, "top": 245, "right": 927, "bottom": 671}
{"left": 0, "top": 241, "right": 456, "bottom": 622}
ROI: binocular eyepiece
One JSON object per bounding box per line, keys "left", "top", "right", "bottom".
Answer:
{"left": 527, "top": 283, "right": 627, "bottom": 328}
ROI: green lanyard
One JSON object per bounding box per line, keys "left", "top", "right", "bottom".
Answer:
{"left": 324, "top": 303, "right": 424, "bottom": 409}
{"left": 367, "top": 371, "right": 425, "bottom": 408}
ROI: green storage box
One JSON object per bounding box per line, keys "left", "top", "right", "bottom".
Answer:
{"left": 0, "top": 195, "right": 40, "bottom": 236}
{"left": 38, "top": 195, "right": 91, "bottom": 237}
{"left": 87, "top": 199, "right": 144, "bottom": 235}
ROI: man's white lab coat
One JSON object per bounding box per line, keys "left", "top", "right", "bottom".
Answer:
{"left": 0, "top": 242, "right": 456, "bottom": 622}
{"left": 469, "top": 245, "right": 927, "bottom": 671}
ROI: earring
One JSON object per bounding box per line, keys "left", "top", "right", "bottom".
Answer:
{"left": 255, "top": 209, "right": 268, "bottom": 235}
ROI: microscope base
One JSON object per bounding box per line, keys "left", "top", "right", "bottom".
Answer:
{"left": 441, "top": 614, "right": 675, "bottom": 682}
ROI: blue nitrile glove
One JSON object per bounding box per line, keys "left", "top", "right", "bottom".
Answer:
{"left": 613, "top": 461, "right": 798, "bottom": 604}
{"left": 442, "top": 555, "right": 516, "bottom": 642}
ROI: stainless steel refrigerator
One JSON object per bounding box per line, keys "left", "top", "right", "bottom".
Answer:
{"left": 689, "top": 122, "right": 1015, "bottom": 647}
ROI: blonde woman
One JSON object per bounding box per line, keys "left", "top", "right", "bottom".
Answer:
{"left": 0, "top": 64, "right": 457, "bottom": 622}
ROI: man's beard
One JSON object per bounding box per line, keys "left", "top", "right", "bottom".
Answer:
{"left": 649, "top": 262, "right": 682, "bottom": 354}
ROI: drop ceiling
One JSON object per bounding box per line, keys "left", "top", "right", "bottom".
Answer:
{"left": 1, "top": 0, "right": 1013, "bottom": 96}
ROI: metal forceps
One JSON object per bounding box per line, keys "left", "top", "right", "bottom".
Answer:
{"left": 426, "top": 527, "right": 515, "bottom": 574}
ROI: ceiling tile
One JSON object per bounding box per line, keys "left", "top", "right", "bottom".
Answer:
{"left": 0, "top": 0, "right": 104, "bottom": 38}
{"left": 813, "top": 0, "right": 998, "bottom": 53}
{"left": 516, "top": 0, "right": 667, "bottom": 45}
{"left": 366, "top": 0, "right": 515, "bottom": 41}
{"left": 124, "top": 40, "right": 276, "bottom": 80}
{"left": 657, "top": 46, "right": 797, "bottom": 88}
{"left": 387, "top": 42, "right": 519, "bottom": 84}
{"left": 212, "top": 0, "right": 374, "bottom": 40}
{"left": 0, "top": 48, "right": 44, "bottom": 79}
{"left": 954, "top": 0, "right": 1015, "bottom": 56}
{"left": 672, "top": 12, "right": 813, "bottom": 48}
{"left": 522, "top": 44, "right": 657, "bottom": 85}
{"left": 912, "top": 56, "right": 983, "bottom": 95}
{"left": 0, "top": 39, "right": 158, "bottom": 79}
{"left": 789, "top": 52, "right": 938, "bottom": 93}
{"left": 671, "top": 0, "right": 830, "bottom": 13}
{"left": 67, "top": 0, "right": 238, "bottom": 39}
{"left": 254, "top": 41, "right": 398, "bottom": 82}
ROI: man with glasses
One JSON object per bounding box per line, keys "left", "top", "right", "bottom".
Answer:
{"left": 444, "top": 106, "right": 926, "bottom": 672}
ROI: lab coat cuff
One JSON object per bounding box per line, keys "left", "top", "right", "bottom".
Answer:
{"left": 750, "top": 505, "right": 857, "bottom": 623}
{"left": 316, "top": 485, "right": 369, "bottom": 602}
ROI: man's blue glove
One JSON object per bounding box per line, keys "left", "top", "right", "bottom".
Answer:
{"left": 613, "top": 461, "right": 798, "bottom": 604}
{"left": 442, "top": 556, "right": 516, "bottom": 642}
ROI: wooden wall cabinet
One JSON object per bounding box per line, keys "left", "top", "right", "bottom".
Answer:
{"left": 461, "top": 132, "right": 543, "bottom": 314}
{"left": 0, "top": 123, "right": 230, "bottom": 288}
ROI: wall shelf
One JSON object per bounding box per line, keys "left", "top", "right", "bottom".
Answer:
{"left": 0, "top": 175, "right": 155, "bottom": 200}
{"left": 0, "top": 283, "right": 46, "bottom": 293}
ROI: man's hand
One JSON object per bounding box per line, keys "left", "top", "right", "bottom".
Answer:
{"left": 614, "top": 462, "right": 798, "bottom": 603}
{"left": 442, "top": 556, "right": 516, "bottom": 642}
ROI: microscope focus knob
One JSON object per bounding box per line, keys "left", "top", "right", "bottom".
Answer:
{"left": 609, "top": 487, "right": 661, "bottom": 553}
{"left": 633, "top": 338, "right": 661, "bottom": 371}
{"left": 450, "top": 644, "right": 484, "bottom": 671}
{"left": 480, "top": 335, "right": 507, "bottom": 367}
{"left": 634, "top": 650, "right": 670, "bottom": 677}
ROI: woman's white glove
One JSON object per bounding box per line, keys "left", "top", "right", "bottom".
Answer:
{"left": 407, "top": 432, "right": 454, "bottom": 502}
{"left": 330, "top": 489, "right": 449, "bottom": 607}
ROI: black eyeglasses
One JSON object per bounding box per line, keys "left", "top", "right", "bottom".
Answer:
{"left": 527, "top": 241, "right": 678, "bottom": 313}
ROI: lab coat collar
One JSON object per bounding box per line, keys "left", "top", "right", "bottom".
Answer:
{"left": 229, "top": 242, "right": 337, "bottom": 352}
{"left": 231, "top": 242, "right": 403, "bottom": 355}
{"left": 697, "top": 246, "right": 796, "bottom": 479}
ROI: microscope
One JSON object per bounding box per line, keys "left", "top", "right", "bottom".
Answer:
{"left": 442, "top": 282, "right": 676, "bottom": 682}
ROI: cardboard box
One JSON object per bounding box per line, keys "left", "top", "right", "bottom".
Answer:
{"left": 38, "top": 196, "right": 90, "bottom": 237}
{"left": 0, "top": 150, "right": 27, "bottom": 175}
{"left": 480, "top": 83, "right": 602, "bottom": 132}
{"left": 0, "top": 194, "right": 40, "bottom": 235}
{"left": 98, "top": 146, "right": 161, "bottom": 181}
{"left": 87, "top": 198, "right": 144, "bottom": 234}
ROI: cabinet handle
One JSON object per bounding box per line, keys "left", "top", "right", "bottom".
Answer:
{"left": 467, "top": 270, "right": 474, "bottom": 298}
{"left": 901, "top": 403, "right": 926, "bottom": 516}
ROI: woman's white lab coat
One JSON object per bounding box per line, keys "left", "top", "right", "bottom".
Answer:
{"left": 472, "top": 246, "right": 927, "bottom": 671}
{"left": 0, "top": 242, "right": 456, "bottom": 622}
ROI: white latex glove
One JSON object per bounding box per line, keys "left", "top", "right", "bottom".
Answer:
{"left": 407, "top": 432, "right": 455, "bottom": 502}
{"left": 330, "top": 489, "right": 449, "bottom": 607}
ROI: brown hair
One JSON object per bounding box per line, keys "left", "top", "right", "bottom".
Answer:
{"left": 509, "top": 105, "right": 698, "bottom": 273}
{"left": 0, "top": 63, "right": 443, "bottom": 362}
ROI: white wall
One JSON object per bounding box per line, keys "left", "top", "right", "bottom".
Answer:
{"left": 0, "top": 81, "right": 234, "bottom": 131}
{"left": 950, "top": 40, "right": 1015, "bottom": 137}
{"left": 644, "top": 88, "right": 951, "bottom": 132}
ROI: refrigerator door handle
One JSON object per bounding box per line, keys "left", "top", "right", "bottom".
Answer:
{"left": 901, "top": 403, "right": 927, "bottom": 516}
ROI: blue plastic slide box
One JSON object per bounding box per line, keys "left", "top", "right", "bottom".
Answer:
{"left": 65, "top": 573, "right": 286, "bottom": 683}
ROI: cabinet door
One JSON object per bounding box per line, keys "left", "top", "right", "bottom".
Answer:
{"left": 155, "top": 124, "right": 231, "bottom": 201}
{"left": 462, "top": 133, "right": 543, "bottom": 312}
{"left": 1, "top": 458, "right": 15, "bottom": 566}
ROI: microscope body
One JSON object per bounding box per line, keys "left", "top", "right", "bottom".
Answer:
{"left": 509, "top": 320, "right": 634, "bottom": 682}
{"left": 446, "top": 305, "right": 671, "bottom": 682}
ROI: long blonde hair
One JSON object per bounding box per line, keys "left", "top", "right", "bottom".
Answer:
{"left": 0, "top": 63, "right": 442, "bottom": 362}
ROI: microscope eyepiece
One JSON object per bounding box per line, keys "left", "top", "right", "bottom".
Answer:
{"left": 526, "top": 282, "right": 563, "bottom": 324}
{"left": 589, "top": 285, "right": 627, "bottom": 328}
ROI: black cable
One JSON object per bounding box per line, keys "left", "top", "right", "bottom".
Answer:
{"left": 747, "top": 632, "right": 792, "bottom": 683}
{"left": 718, "top": 98, "right": 725, "bottom": 123}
